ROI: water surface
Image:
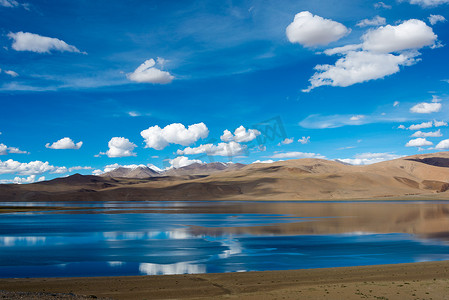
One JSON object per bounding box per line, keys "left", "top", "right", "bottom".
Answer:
{"left": 1, "top": 201, "right": 448, "bottom": 278}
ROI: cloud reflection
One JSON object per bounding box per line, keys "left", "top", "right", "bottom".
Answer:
{"left": 139, "top": 262, "right": 206, "bottom": 275}
{"left": 0, "top": 236, "right": 46, "bottom": 246}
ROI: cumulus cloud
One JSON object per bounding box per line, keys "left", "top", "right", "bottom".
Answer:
{"left": 405, "top": 137, "right": 433, "bottom": 147}
{"left": 177, "top": 141, "right": 246, "bottom": 157}
{"left": 435, "top": 139, "right": 449, "bottom": 149}
{"left": 411, "top": 129, "right": 442, "bottom": 137}
{"left": 127, "top": 58, "right": 174, "bottom": 84}
{"left": 141, "top": 123, "right": 208, "bottom": 150}
{"left": 338, "top": 152, "right": 403, "bottom": 165}
{"left": 0, "top": 159, "right": 65, "bottom": 175}
{"left": 356, "top": 16, "right": 386, "bottom": 27}
{"left": 361, "top": 19, "right": 437, "bottom": 53}
{"left": 0, "top": 144, "right": 6, "bottom": 155}
{"left": 4, "top": 70, "right": 18, "bottom": 77}
{"left": 45, "top": 137, "right": 83, "bottom": 150}
{"left": 304, "top": 19, "right": 438, "bottom": 91}
{"left": 398, "top": 124, "right": 406, "bottom": 129}
{"left": 429, "top": 14, "right": 446, "bottom": 25}
{"left": 434, "top": 120, "right": 448, "bottom": 127}
{"left": 394, "top": 101, "right": 400, "bottom": 107}
{"left": 408, "top": 121, "right": 433, "bottom": 130}
{"left": 410, "top": 102, "right": 442, "bottom": 113}
{"left": 278, "top": 138, "right": 293, "bottom": 146}
{"left": 304, "top": 51, "right": 417, "bottom": 92}
{"left": 270, "top": 152, "right": 325, "bottom": 159}
{"left": 169, "top": 156, "right": 203, "bottom": 168}
{"left": 220, "top": 126, "right": 260, "bottom": 143}
{"left": 8, "top": 32, "right": 84, "bottom": 54}
{"left": 403, "top": 0, "right": 449, "bottom": 7}
{"left": 100, "top": 137, "right": 137, "bottom": 158}
{"left": 286, "top": 11, "right": 350, "bottom": 47}
{"left": 298, "top": 136, "right": 310, "bottom": 144}
{"left": 0, "top": 143, "right": 28, "bottom": 155}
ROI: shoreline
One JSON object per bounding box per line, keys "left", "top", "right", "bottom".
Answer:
{"left": 1, "top": 260, "right": 449, "bottom": 299}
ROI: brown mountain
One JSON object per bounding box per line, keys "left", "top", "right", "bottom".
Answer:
{"left": 1, "top": 152, "right": 449, "bottom": 201}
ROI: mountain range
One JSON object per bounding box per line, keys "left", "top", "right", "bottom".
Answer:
{"left": 1, "top": 152, "right": 449, "bottom": 201}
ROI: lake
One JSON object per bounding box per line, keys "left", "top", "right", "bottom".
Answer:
{"left": 1, "top": 201, "right": 449, "bottom": 278}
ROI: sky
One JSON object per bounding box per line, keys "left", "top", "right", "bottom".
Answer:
{"left": 1, "top": 0, "right": 449, "bottom": 183}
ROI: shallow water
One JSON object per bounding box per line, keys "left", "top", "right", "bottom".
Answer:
{"left": 1, "top": 201, "right": 449, "bottom": 278}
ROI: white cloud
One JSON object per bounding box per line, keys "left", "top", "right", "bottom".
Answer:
{"left": 435, "top": 139, "right": 449, "bottom": 149}
{"left": 374, "top": 2, "right": 392, "bottom": 9}
{"left": 405, "top": 137, "right": 433, "bottom": 147}
{"left": 393, "top": 101, "right": 400, "bottom": 107}
{"left": 0, "top": 159, "right": 64, "bottom": 175}
{"left": 177, "top": 141, "right": 246, "bottom": 157}
{"left": 7, "top": 147, "right": 28, "bottom": 154}
{"left": 13, "top": 175, "right": 36, "bottom": 184}
{"left": 403, "top": 0, "right": 449, "bottom": 7}
{"left": 4, "top": 70, "right": 18, "bottom": 77}
{"left": 169, "top": 156, "right": 203, "bottom": 168}
{"left": 408, "top": 121, "right": 433, "bottom": 130}
{"left": 102, "top": 137, "right": 137, "bottom": 158}
{"left": 411, "top": 129, "right": 442, "bottom": 137}
{"left": 429, "top": 14, "right": 446, "bottom": 25}
{"left": 286, "top": 11, "right": 350, "bottom": 47}
{"left": 305, "top": 19, "right": 437, "bottom": 92}
{"left": 356, "top": 16, "right": 386, "bottom": 27}
{"left": 278, "top": 138, "right": 293, "bottom": 145}
{"left": 220, "top": 126, "right": 260, "bottom": 143}
{"left": 0, "top": 143, "right": 28, "bottom": 155}
{"left": 252, "top": 159, "right": 275, "bottom": 164}
{"left": 68, "top": 166, "right": 93, "bottom": 172}
{"left": 298, "top": 136, "right": 310, "bottom": 144}
{"left": 141, "top": 123, "right": 208, "bottom": 150}
{"left": 8, "top": 32, "right": 84, "bottom": 54}
{"left": 0, "top": 144, "right": 6, "bottom": 155}
{"left": 361, "top": 19, "right": 437, "bottom": 53}
{"left": 128, "top": 111, "right": 140, "bottom": 117}
{"left": 0, "top": 0, "right": 18, "bottom": 7}
{"left": 270, "top": 152, "right": 325, "bottom": 159}
{"left": 304, "top": 51, "right": 416, "bottom": 91}
{"left": 127, "top": 58, "right": 174, "bottom": 84}
{"left": 434, "top": 120, "right": 448, "bottom": 127}
{"left": 350, "top": 115, "right": 365, "bottom": 121}
{"left": 92, "top": 169, "right": 103, "bottom": 176}
{"left": 45, "top": 137, "right": 83, "bottom": 150}
{"left": 398, "top": 124, "right": 406, "bottom": 129}
{"left": 410, "top": 102, "right": 442, "bottom": 113}
{"left": 338, "top": 152, "right": 403, "bottom": 165}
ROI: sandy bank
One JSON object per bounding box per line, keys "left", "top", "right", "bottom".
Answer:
{"left": 1, "top": 260, "right": 449, "bottom": 299}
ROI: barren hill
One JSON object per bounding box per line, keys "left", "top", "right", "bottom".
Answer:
{"left": 1, "top": 152, "right": 449, "bottom": 201}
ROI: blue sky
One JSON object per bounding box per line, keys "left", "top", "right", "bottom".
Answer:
{"left": 1, "top": 0, "right": 449, "bottom": 183}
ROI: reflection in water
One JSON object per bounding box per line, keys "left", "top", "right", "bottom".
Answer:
{"left": 1, "top": 201, "right": 449, "bottom": 278}
{"left": 139, "top": 262, "right": 206, "bottom": 275}
{"left": 0, "top": 236, "right": 46, "bottom": 247}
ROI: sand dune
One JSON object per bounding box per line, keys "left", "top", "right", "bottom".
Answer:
{"left": 1, "top": 152, "right": 449, "bottom": 201}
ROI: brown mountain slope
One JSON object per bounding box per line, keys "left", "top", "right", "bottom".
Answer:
{"left": 1, "top": 152, "right": 449, "bottom": 201}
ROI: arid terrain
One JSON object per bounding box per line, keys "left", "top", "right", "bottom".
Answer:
{"left": 1, "top": 260, "right": 449, "bottom": 299}
{"left": 1, "top": 152, "right": 449, "bottom": 201}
